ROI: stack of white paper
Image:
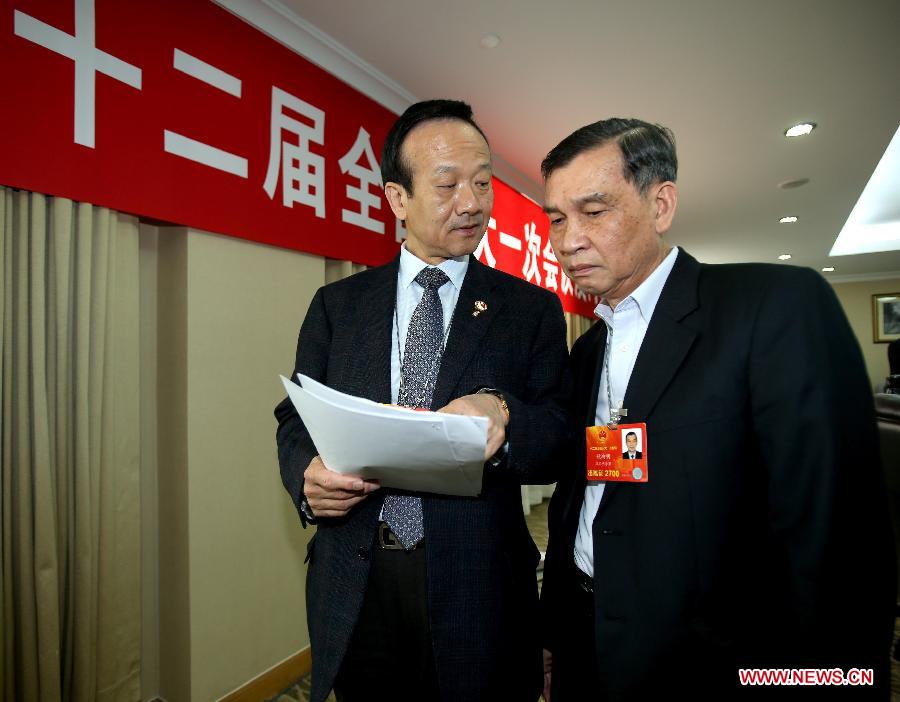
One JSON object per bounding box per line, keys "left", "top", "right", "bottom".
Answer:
{"left": 280, "top": 374, "right": 487, "bottom": 496}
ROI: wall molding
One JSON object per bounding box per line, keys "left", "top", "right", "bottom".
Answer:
{"left": 213, "top": 0, "right": 543, "bottom": 202}
{"left": 215, "top": 0, "right": 414, "bottom": 114}
{"left": 217, "top": 646, "right": 312, "bottom": 702}
{"left": 826, "top": 270, "right": 900, "bottom": 284}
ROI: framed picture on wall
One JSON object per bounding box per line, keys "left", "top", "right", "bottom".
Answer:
{"left": 872, "top": 293, "right": 900, "bottom": 343}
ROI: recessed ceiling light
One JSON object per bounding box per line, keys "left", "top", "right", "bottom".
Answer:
{"left": 480, "top": 34, "right": 501, "bottom": 49}
{"left": 785, "top": 122, "right": 816, "bottom": 138}
{"left": 778, "top": 254, "right": 792, "bottom": 260}
{"left": 779, "top": 216, "right": 798, "bottom": 223}
{"left": 822, "top": 267, "right": 835, "bottom": 272}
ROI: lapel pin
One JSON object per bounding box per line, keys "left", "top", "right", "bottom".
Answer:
{"left": 473, "top": 300, "right": 488, "bottom": 317}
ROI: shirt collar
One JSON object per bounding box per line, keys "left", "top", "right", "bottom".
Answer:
{"left": 595, "top": 246, "right": 680, "bottom": 324}
{"left": 399, "top": 243, "right": 469, "bottom": 291}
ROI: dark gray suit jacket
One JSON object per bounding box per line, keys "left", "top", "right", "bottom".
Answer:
{"left": 275, "top": 255, "right": 570, "bottom": 702}
{"left": 543, "top": 250, "right": 895, "bottom": 699}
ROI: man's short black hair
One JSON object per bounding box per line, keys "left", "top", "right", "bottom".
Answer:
{"left": 625, "top": 431, "right": 638, "bottom": 441}
{"left": 381, "top": 99, "right": 488, "bottom": 196}
{"left": 541, "top": 118, "right": 677, "bottom": 195}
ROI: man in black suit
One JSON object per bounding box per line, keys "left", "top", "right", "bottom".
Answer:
{"left": 621, "top": 431, "right": 641, "bottom": 460}
{"left": 540, "top": 118, "right": 895, "bottom": 700}
{"left": 275, "top": 100, "right": 569, "bottom": 702}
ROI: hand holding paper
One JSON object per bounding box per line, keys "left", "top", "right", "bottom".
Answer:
{"left": 303, "top": 455, "right": 380, "bottom": 518}
{"left": 438, "top": 393, "right": 508, "bottom": 459}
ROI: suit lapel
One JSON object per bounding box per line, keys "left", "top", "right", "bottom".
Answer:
{"left": 582, "top": 324, "right": 607, "bottom": 426}
{"left": 431, "top": 257, "right": 503, "bottom": 410}
{"left": 348, "top": 257, "right": 397, "bottom": 404}
{"left": 596, "top": 250, "right": 701, "bottom": 513}
{"left": 622, "top": 251, "right": 701, "bottom": 420}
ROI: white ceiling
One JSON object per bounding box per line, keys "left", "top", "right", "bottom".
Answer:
{"left": 279, "top": 0, "right": 900, "bottom": 279}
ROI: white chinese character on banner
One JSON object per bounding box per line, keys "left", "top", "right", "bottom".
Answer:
{"left": 475, "top": 218, "right": 497, "bottom": 268}
{"left": 561, "top": 271, "right": 575, "bottom": 296}
{"left": 543, "top": 237, "right": 558, "bottom": 263}
{"left": 338, "top": 127, "right": 384, "bottom": 234}
{"left": 264, "top": 86, "right": 326, "bottom": 217}
{"left": 13, "top": 0, "right": 142, "bottom": 148}
{"left": 163, "top": 49, "right": 247, "bottom": 177}
{"left": 542, "top": 236, "right": 559, "bottom": 290}
{"left": 543, "top": 261, "right": 559, "bottom": 291}
{"left": 522, "top": 221, "right": 542, "bottom": 285}
{"left": 498, "top": 227, "right": 522, "bottom": 250}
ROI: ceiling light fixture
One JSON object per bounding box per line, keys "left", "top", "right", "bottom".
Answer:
{"left": 778, "top": 254, "right": 792, "bottom": 260}
{"left": 779, "top": 216, "right": 798, "bottom": 223}
{"left": 480, "top": 34, "right": 501, "bottom": 49}
{"left": 785, "top": 123, "right": 816, "bottom": 138}
{"left": 822, "top": 267, "right": 835, "bottom": 272}
{"left": 830, "top": 124, "right": 900, "bottom": 256}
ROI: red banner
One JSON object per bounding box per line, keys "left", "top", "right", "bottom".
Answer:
{"left": 0, "top": 0, "right": 598, "bottom": 317}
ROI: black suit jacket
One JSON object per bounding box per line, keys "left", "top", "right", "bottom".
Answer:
{"left": 542, "top": 251, "right": 895, "bottom": 699}
{"left": 275, "top": 255, "right": 569, "bottom": 702}
{"left": 621, "top": 451, "right": 642, "bottom": 459}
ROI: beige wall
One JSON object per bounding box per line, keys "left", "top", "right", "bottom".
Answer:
{"left": 144, "top": 226, "right": 323, "bottom": 701}
{"left": 830, "top": 276, "right": 900, "bottom": 390}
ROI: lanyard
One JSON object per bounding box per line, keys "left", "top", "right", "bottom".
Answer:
{"left": 602, "top": 322, "right": 627, "bottom": 428}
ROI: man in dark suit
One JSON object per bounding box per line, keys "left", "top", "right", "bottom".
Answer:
{"left": 275, "top": 100, "right": 569, "bottom": 702}
{"left": 539, "top": 118, "right": 895, "bottom": 700}
{"left": 621, "top": 431, "right": 641, "bottom": 460}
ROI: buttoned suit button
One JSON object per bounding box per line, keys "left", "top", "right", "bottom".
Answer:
{"left": 357, "top": 546, "right": 370, "bottom": 560}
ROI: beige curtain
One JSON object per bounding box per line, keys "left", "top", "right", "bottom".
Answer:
{"left": 324, "top": 258, "right": 367, "bottom": 284}
{"left": 1, "top": 188, "right": 141, "bottom": 702}
{"left": 564, "top": 311, "right": 594, "bottom": 351}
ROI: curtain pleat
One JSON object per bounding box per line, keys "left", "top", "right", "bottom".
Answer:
{"left": 0, "top": 187, "right": 11, "bottom": 702}
{"left": 1, "top": 188, "right": 141, "bottom": 702}
{"left": 324, "top": 257, "right": 367, "bottom": 284}
{"left": 565, "top": 311, "right": 594, "bottom": 350}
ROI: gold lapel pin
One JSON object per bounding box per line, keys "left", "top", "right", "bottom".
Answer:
{"left": 473, "top": 300, "right": 488, "bottom": 317}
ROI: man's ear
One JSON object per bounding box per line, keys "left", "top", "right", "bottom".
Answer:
{"left": 653, "top": 181, "right": 678, "bottom": 235}
{"left": 384, "top": 182, "right": 408, "bottom": 221}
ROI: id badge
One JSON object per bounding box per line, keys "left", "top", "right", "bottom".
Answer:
{"left": 585, "top": 422, "right": 649, "bottom": 482}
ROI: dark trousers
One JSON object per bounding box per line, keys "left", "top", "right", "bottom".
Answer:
{"left": 551, "top": 566, "right": 605, "bottom": 702}
{"left": 334, "top": 530, "right": 439, "bottom": 702}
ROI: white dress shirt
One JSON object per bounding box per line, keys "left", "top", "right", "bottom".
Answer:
{"left": 573, "top": 247, "right": 680, "bottom": 577}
